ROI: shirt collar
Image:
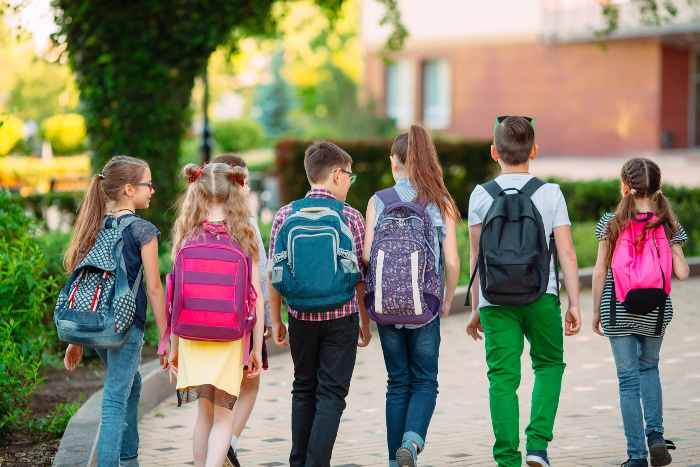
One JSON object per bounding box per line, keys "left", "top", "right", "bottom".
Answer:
{"left": 396, "top": 177, "right": 411, "bottom": 186}
{"left": 305, "top": 188, "right": 337, "bottom": 200}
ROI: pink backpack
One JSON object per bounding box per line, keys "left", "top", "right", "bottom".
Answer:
{"left": 611, "top": 212, "right": 672, "bottom": 320}
{"left": 157, "top": 230, "right": 257, "bottom": 355}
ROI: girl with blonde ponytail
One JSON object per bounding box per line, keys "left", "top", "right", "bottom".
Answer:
{"left": 362, "top": 124, "right": 461, "bottom": 467}
{"left": 167, "top": 162, "right": 265, "bottom": 467}
{"left": 62, "top": 155, "right": 169, "bottom": 467}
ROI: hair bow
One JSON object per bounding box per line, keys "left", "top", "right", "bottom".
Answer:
{"left": 97, "top": 173, "right": 105, "bottom": 179}
{"left": 188, "top": 163, "right": 206, "bottom": 183}
{"left": 231, "top": 175, "right": 245, "bottom": 187}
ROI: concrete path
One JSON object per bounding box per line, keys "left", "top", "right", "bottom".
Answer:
{"left": 139, "top": 278, "right": 700, "bottom": 466}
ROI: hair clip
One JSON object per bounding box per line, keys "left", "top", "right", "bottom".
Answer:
{"left": 97, "top": 173, "right": 105, "bottom": 179}
{"left": 188, "top": 163, "right": 206, "bottom": 183}
{"left": 231, "top": 176, "right": 245, "bottom": 187}
{"left": 656, "top": 189, "right": 662, "bottom": 195}
{"left": 629, "top": 188, "right": 637, "bottom": 195}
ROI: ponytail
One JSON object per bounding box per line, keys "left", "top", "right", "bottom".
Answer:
{"left": 404, "top": 124, "right": 461, "bottom": 221}
{"left": 64, "top": 174, "right": 107, "bottom": 273}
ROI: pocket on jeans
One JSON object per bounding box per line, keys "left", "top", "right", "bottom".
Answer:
{"left": 329, "top": 314, "right": 358, "bottom": 345}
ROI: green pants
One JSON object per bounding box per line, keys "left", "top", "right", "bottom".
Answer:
{"left": 480, "top": 294, "right": 566, "bottom": 467}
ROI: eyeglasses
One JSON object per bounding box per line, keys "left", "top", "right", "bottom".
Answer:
{"left": 136, "top": 181, "right": 153, "bottom": 189}
{"left": 494, "top": 116, "right": 535, "bottom": 132}
{"left": 332, "top": 168, "right": 357, "bottom": 185}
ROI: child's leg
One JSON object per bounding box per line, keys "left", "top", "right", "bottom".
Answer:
{"left": 95, "top": 326, "right": 144, "bottom": 467}
{"left": 377, "top": 323, "right": 411, "bottom": 462}
{"left": 205, "top": 404, "right": 237, "bottom": 467}
{"left": 232, "top": 370, "right": 260, "bottom": 438}
{"left": 480, "top": 306, "right": 525, "bottom": 467}
{"left": 403, "top": 318, "right": 441, "bottom": 452}
{"left": 637, "top": 336, "right": 664, "bottom": 435}
{"left": 609, "top": 335, "right": 647, "bottom": 460}
{"left": 522, "top": 294, "right": 566, "bottom": 452}
{"left": 193, "top": 398, "right": 215, "bottom": 467}
{"left": 120, "top": 370, "right": 142, "bottom": 466}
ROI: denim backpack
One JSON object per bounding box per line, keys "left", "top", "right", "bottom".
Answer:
{"left": 157, "top": 230, "right": 257, "bottom": 355}
{"left": 364, "top": 188, "right": 444, "bottom": 325}
{"left": 54, "top": 215, "right": 142, "bottom": 348}
{"left": 610, "top": 212, "right": 672, "bottom": 335}
{"left": 269, "top": 197, "right": 360, "bottom": 313}
{"left": 466, "top": 178, "right": 558, "bottom": 307}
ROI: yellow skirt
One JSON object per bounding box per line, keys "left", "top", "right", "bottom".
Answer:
{"left": 176, "top": 338, "right": 245, "bottom": 410}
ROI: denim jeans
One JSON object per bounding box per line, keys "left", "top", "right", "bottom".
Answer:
{"left": 377, "top": 317, "right": 440, "bottom": 462}
{"left": 609, "top": 334, "right": 664, "bottom": 460}
{"left": 95, "top": 325, "right": 144, "bottom": 467}
{"left": 288, "top": 313, "right": 359, "bottom": 467}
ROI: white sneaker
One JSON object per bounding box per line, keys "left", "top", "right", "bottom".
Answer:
{"left": 526, "top": 454, "right": 551, "bottom": 467}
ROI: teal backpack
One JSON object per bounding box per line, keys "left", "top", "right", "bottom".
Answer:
{"left": 54, "top": 215, "right": 142, "bottom": 348}
{"left": 269, "top": 198, "right": 360, "bottom": 313}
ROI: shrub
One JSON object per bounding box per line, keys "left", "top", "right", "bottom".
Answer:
{"left": 274, "top": 138, "right": 495, "bottom": 218}
{"left": 214, "top": 118, "right": 266, "bottom": 153}
{"left": 41, "top": 113, "right": 87, "bottom": 155}
{"left": 0, "top": 115, "right": 24, "bottom": 157}
{"left": 0, "top": 155, "right": 91, "bottom": 193}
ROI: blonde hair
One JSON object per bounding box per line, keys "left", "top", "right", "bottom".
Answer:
{"left": 65, "top": 155, "right": 149, "bottom": 273}
{"left": 171, "top": 163, "right": 258, "bottom": 262}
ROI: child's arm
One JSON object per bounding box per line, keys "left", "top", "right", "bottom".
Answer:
{"left": 466, "top": 224, "right": 483, "bottom": 341}
{"left": 553, "top": 225, "right": 581, "bottom": 336}
{"left": 362, "top": 198, "right": 376, "bottom": 266}
{"left": 591, "top": 241, "right": 608, "bottom": 337}
{"left": 141, "top": 238, "right": 169, "bottom": 368}
{"left": 671, "top": 244, "right": 689, "bottom": 281}
{"left": 269, "top": 277, "right": 288, "bottom": 348}
{"left": 356, "top": 281, "right": 371, "bottom": 347}
{"left": 247, "top": 261, "right": 264, "bottom": 378}
{"left": 441, "top": 216, "right": 460, "bottom": 316}
{"left": 168, "top": 334, "right": 178, "bottom": 384}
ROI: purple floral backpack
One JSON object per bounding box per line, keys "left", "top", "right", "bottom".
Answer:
{"left": 364, "top": 188, "right": 444, "bottom": 325}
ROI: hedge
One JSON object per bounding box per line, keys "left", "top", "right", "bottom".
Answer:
{"left": 275, "top": 138, "right": 495, "bottom": 217}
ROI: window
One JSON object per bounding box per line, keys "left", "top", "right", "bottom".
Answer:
{"left": 385, "top": 60, "right": 414, "bottom": 129}
{"left": 422, "top": 59, "right": 451, "bottom": 130}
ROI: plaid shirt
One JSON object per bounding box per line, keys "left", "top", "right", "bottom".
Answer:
{"left": 269, "top": 189, "right": 366, "bottom": 321}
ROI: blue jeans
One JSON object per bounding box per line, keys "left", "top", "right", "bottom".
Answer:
{"left": 95, "top": 325, "right": 144, "bottom": 467}
{"left": 377, "top": 317, "right": 440, "bottom": 462}
{"left": 608, "top": 334, "right": 664, "bottom": 460}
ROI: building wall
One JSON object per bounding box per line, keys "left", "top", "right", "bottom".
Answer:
{"left": 365, "top": 40, "right": 663, "bottom": 156}
{"left": 660, "top": 45, "right": 690, "bottom": 149}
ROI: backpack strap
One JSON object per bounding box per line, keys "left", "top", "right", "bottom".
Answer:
{"left": 465, "top": 262, "right": 479, "bottom": 306}
{"left": 481, "top": 180, "right": 502, "bottom": 200}
{"left": 520, "top": 177, "right": 546, "bottom": 198}
{"left": 376, "top": 187, "right": 402, "bottom": 208}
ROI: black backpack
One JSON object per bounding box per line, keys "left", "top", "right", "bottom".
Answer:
{"left": 466, "top": 177, "right": 558, "bottom": 307}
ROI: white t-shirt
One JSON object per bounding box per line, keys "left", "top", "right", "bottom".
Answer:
{"left": 467, "top": 174, "right": 571, "bottom": 309}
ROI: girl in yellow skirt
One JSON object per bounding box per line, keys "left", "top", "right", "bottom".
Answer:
{"left": 167, "top": 162, "right": 265, "bottom": 467}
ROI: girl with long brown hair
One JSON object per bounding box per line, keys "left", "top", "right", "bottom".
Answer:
{"left": 591, "top": 158, "right": 689, "bottom": 467}
{"left": 362, "top": 124, "right": 461, "bottom": 467}
{"left": 62, "top": 155, "right": 169, "bottom": 467}
{"left": 167, "top": 162, "right": 265, "bottom": 467}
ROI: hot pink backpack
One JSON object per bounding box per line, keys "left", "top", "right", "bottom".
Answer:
{"left": 611, "top": 212, "right": 672, "bottom": 322}
{"left": 157, "top": 230, "right": 257, "bottom": 355}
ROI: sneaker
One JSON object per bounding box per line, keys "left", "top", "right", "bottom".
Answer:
{"left": 526, "top": 450, "right": 551, "bottom": 467}
{"left": 224, "top": 446, "right": 241, "bottom": 467}
{"left": 396, "top": 440, "right": 417, "bottom": 467}
{"left": 621, "top": 458, "right": 649, "bottom": 467}
{"left": 647, "top": 432, "right": 675, "bottom": 467}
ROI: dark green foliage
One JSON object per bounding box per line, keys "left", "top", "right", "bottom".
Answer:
{"left": 274, "top": 138, "right": 495, "bottom": 216}
{"left": 214, "top": 118, "right": 266, "bottom": 153}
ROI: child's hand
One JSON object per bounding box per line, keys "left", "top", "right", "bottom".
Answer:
{"left": 565, "top": 305, "right": 581, "bottom": 336}
{"left": 466, "top": 310, "right": 483, "bottom": 341}
{"left": 272, "top": 322, "right": 288, "bottom": 348}
{"left": 64, "top": 345, "right": 83, "bottom": 371}
{"left": 358, "top": 322, "right": 372, "bottom": 347}
{"left": 592, "top": 310, "right": 604, "bottom": 337}
{"left": 247, "top": 351, "right": 263, "bottom": 378}
{"left": 264, "top": 326, "right": 272, "bottom": 340}
{"left": 160, "top": 342, "right": 171, "bottom": 372}
{"left": 442, "top": 300, "right": 452, "bottom": 317}
{"left": 168, "top": 348, "right": 179, "bottom": 384}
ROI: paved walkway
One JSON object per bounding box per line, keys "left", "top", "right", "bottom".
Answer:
{"left": 139, "top": 278, "right": 700, "bottom": 466}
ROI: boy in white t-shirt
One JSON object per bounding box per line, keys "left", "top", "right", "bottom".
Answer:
{"left": 466, "top": 116, "right": 581, "bottom": 467}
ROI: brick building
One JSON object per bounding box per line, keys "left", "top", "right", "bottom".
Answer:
{"left": 360, "top": 0, "right": 700, "bottom": 156}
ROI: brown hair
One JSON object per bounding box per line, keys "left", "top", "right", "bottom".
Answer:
{"left": 604, "top": 157, "right": 678, "bottom": 266}
{"left": 64, "top": 156, "right": 148, "bottom": 273}
{"left": 210, "top": 153, "right": 246, "bottom": 168}
{"left": 392, "top": 125, "right": 461, "bottom": 221}
{"left": 494, "top": 116, "right": 535, "bottom": 165}
{"left": 303, "top": 140, "right": 353, "bottom": 184}
{"left": 171, "top": 163, "right": 259, "bottom": 262}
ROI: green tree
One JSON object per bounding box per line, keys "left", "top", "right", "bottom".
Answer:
{"left": 254, "top": 48, "right": 291, "bottom": 136}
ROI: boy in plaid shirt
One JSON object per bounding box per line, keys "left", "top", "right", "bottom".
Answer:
{"left": 269, "top": 140, "right": 371, "bottom": 467}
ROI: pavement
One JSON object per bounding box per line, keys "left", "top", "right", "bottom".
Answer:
{"left": 138, "top": 277, "right": 700, "bottom": 466}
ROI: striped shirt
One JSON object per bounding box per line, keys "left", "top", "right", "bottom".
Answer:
{"left": 596, "top": 212, "right": 687, "bottom": 337}
{"left": 268, "top": 189, "right": 366, "bottom": 321}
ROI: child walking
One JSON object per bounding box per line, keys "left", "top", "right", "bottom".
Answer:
{"left": 167, "top": 162, "right": 265, "bottom": 467}
{"left": 209, "top": 154, "right": 272, "bottom": 467}
{"left": 591, "top": 158, "right": 689, "bottom": 467}
{"left": 62, "top": 155, "right": 169, "bottom": 467}
{"left": 362, "top": 124, "right": 461, "bottom": 467}
{"left": 466, "top": 116, "right": 581, "bottom": 467}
